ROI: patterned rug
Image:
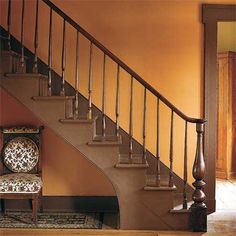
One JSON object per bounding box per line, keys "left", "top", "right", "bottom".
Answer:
{"left": 0, "top": 212, "right": 103, "bottom": 229}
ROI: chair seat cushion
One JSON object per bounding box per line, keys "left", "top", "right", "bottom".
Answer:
{"left": 0, "top": 173, "right": 42, "bottom": 193}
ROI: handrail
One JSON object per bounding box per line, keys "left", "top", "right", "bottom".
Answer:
{"left": 42, "top": 0, "right": 206, "bottom": 124}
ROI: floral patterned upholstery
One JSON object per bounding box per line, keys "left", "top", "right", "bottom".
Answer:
{"left": 3, "top": 137, "right": 39, "bottom": 173}
{"left": 0, "top": 173, "right": 42, "bottom": 193}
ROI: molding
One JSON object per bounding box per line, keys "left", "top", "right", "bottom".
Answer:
{"left": 202, "top": 4, "right": 236, "bottom": 213}
{"left": 229, "top": 172, "right": 236, "bottom": 179}
{"left": 0, "top": 196, "right": 119, "bottom": 213}
{"left": 216, "top": 171, "right": 227, "bottom": 179}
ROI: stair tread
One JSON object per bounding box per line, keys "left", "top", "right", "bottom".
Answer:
{"left": 59, "top": 116, "right": 98, "bottom": 124}
{"left": 87, "top": 135, "right": 122, "bottom": 146}
{"left": 118, "top": 154, "right": 146, "bottom": 165}
{"left": 169, "top": 208, "right": 191, "bottom": 213}
{"left": 144, "top": 185, "right": 177, "bottom": 191}
{"left": 5, "top": 73, "right": 47, "bottom": 79}
{"left": 115, "top": 161, "right": 149, "bottom": 169}
{"left": 32, "top": 95, "right": 75, "bottom": 101}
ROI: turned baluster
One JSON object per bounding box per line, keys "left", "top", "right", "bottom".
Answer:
{"left": 74, "top": 30, "right": 79, "bottom": 119}
{"left": 102, "top": 53, "right": 106, "bottom": 137}
{"left": 20, "top": 0, "right": 25, "bottom": 71}
{"left": 156, "top": 98, "right": 161, "bottom": 187}
{"left": 169, "top": 110, "right": 174, "bottom": 187}
{"left": 47, "top": 7, "right": 52, "bottom": 96}
{"left": 115, "top": 65, "right": 120, "bottom": 137}
{"left": 87, "top": 42, "right": 93, "bottom": 119}
{"left": 129, "top": 76, "right": 134, "bottom": 162}
{"left": 60, "top": 19, "right": 66, "bottom": 96}
{"left": 190, "top": 123, "right": 207, "bottom": 232}
{"left": 142, "top": 88, "right": 147, "bottom": 163}
{"left": 183, "top": 121, "right": 188, "bottom": 209}
{"left": 33, "top": 0, "right": 39, "bottom": 73}
{"left": 7, "top": 0, "right": 11, "bottom": 51}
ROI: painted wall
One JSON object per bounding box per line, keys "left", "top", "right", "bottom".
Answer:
{"left": 0, "top": 88, "right": 116, "bottom": 196}
{"left": 218, "top": 22, "right": 236, "bottom": 52}
{"left": 1, "top": 0, "right": 236, "bottom": 185}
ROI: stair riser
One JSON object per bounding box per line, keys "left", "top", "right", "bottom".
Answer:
{"left": 0, "top": 52, "right": 26, "bottom": 75}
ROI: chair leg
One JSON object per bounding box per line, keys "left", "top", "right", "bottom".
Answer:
{"left": 32, "top": 195, "right": 38, "bottom": 224}
{"left": 38, "top": 190, "right": 43, "bottom": 213}
{"left": 0, "top": 199, "right": 6, "bottom": 214}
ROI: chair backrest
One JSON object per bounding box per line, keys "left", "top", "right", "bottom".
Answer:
{"left": 0, "top": 126, "right": 43, "bottom": 175}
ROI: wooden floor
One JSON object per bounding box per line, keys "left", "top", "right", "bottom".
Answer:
{"left": 216, "top": 179, "right": 236, "bottom": 210}
{"left": 1, "top": 179, "right": 235, "bottom": 236}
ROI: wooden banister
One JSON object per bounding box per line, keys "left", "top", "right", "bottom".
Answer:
{"left": 42, "top": 0, "right": 206, "bottom": 124}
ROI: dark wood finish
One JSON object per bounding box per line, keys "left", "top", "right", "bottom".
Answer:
{"left": 47, "top": 7, "right": 52, "bottom": 96}
{"left": 32, "top": 0, "right": 39, "bottom": 73}
{"left": 7, "top": 0, "right": 11, "bottom": 51}
{"left": 202, "top": 4, "right": 236, "bottom": 213}
{"left": 41, "top": 0, "right": 205, "bottom": 124}
{"left": 142, "top": 88, "right": 147, "bottom": 163}
{"left": 0, "top": 126, "right": 43, "bottom": 224}
{"left": 74, "top": 30, "right": 79, "bottom": 119}
{"left": 156, "top": 98, "right": 160, "bottom": 187}
{"left": 190, "top": 123, "right": 207, "bottom": 232}
{"left": 60, "top": 19, "right": 66, "bottom": 96}
{"left": 115, "top": 65, "right": 120, "bottom": 137}
{"left": 169, "top": 110, "right": 174, "bottom": 187}
{"left": 1, "top": 196, "right": 119, "bottom": 213}
{"left": 87, "top": 42, "right": 93, "bottom": 120}
{"left": 129, "top": 76, "right": 134, "bottom": 162}
{"left": 183, "top": 121, "right": 188, "bottom": 209}
{"left": 20, "top": 0, "right": 25, "bottom": 70}
{"left": 102, "top": 53, "right": 106, "bottom": 137}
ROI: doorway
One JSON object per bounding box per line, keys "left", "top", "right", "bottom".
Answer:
{"left": 202, "top": 4, "right": 236, "bottom": 213}
{"left": 216, "top": 22, "right": 236, "bottom": 211}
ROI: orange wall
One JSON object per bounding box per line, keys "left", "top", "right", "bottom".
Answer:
{"left": 0, "top": 88, "right": 116, "bottom": 196}
{"left": 1, "top": 0, "right": 236, "bottom": 184}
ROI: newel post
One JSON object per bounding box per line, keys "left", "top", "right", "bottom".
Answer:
{"left": 190, "top": 123, "right": 207, "bottom": 232}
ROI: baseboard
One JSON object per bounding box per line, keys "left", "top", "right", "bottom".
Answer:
{"left": 216, "top": 171, "right": 227, "bottom": 179}
{"left": 0, "top": 196, "right": 119, "bottom": 213}
{"left": 229, "top": 172, "right": 236, "bottom": 179}
{"left": 216, "top": 171, "right": 236, "bottom": 180}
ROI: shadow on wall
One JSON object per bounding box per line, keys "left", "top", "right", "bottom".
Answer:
{"left": 0, "top": 88, "right": 116, "bottom": 196}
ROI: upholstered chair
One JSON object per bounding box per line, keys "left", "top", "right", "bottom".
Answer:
{"left": 0, "top": 126, "right": 43, "bottom": 223}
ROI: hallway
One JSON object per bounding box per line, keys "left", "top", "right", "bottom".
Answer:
{"left": 207, "top": 179, "right": 236, "bottom": 233}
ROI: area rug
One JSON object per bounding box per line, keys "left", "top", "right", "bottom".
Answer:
{"left": 0, "top": 212, "right": 103, "bottom": 229}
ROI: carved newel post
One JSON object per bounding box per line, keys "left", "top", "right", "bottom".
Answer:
{"left": 190, "top": 123, "right": 207, "bottom": 232}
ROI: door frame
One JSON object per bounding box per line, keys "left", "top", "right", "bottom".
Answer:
{"left": 202, "top": 4, "right": 236, "bottom": 213}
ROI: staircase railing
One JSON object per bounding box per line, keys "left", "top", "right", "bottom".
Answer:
{"left": 4, "top": 0, "right": 207, "bottom": 231}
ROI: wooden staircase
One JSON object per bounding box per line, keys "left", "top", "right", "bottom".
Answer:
{"left": 0, "top": 0, "right": 207, "bottom": 231}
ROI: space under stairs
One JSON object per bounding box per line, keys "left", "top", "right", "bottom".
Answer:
{"left": 0, "top": 0, "right": 207, "bottom": 232}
